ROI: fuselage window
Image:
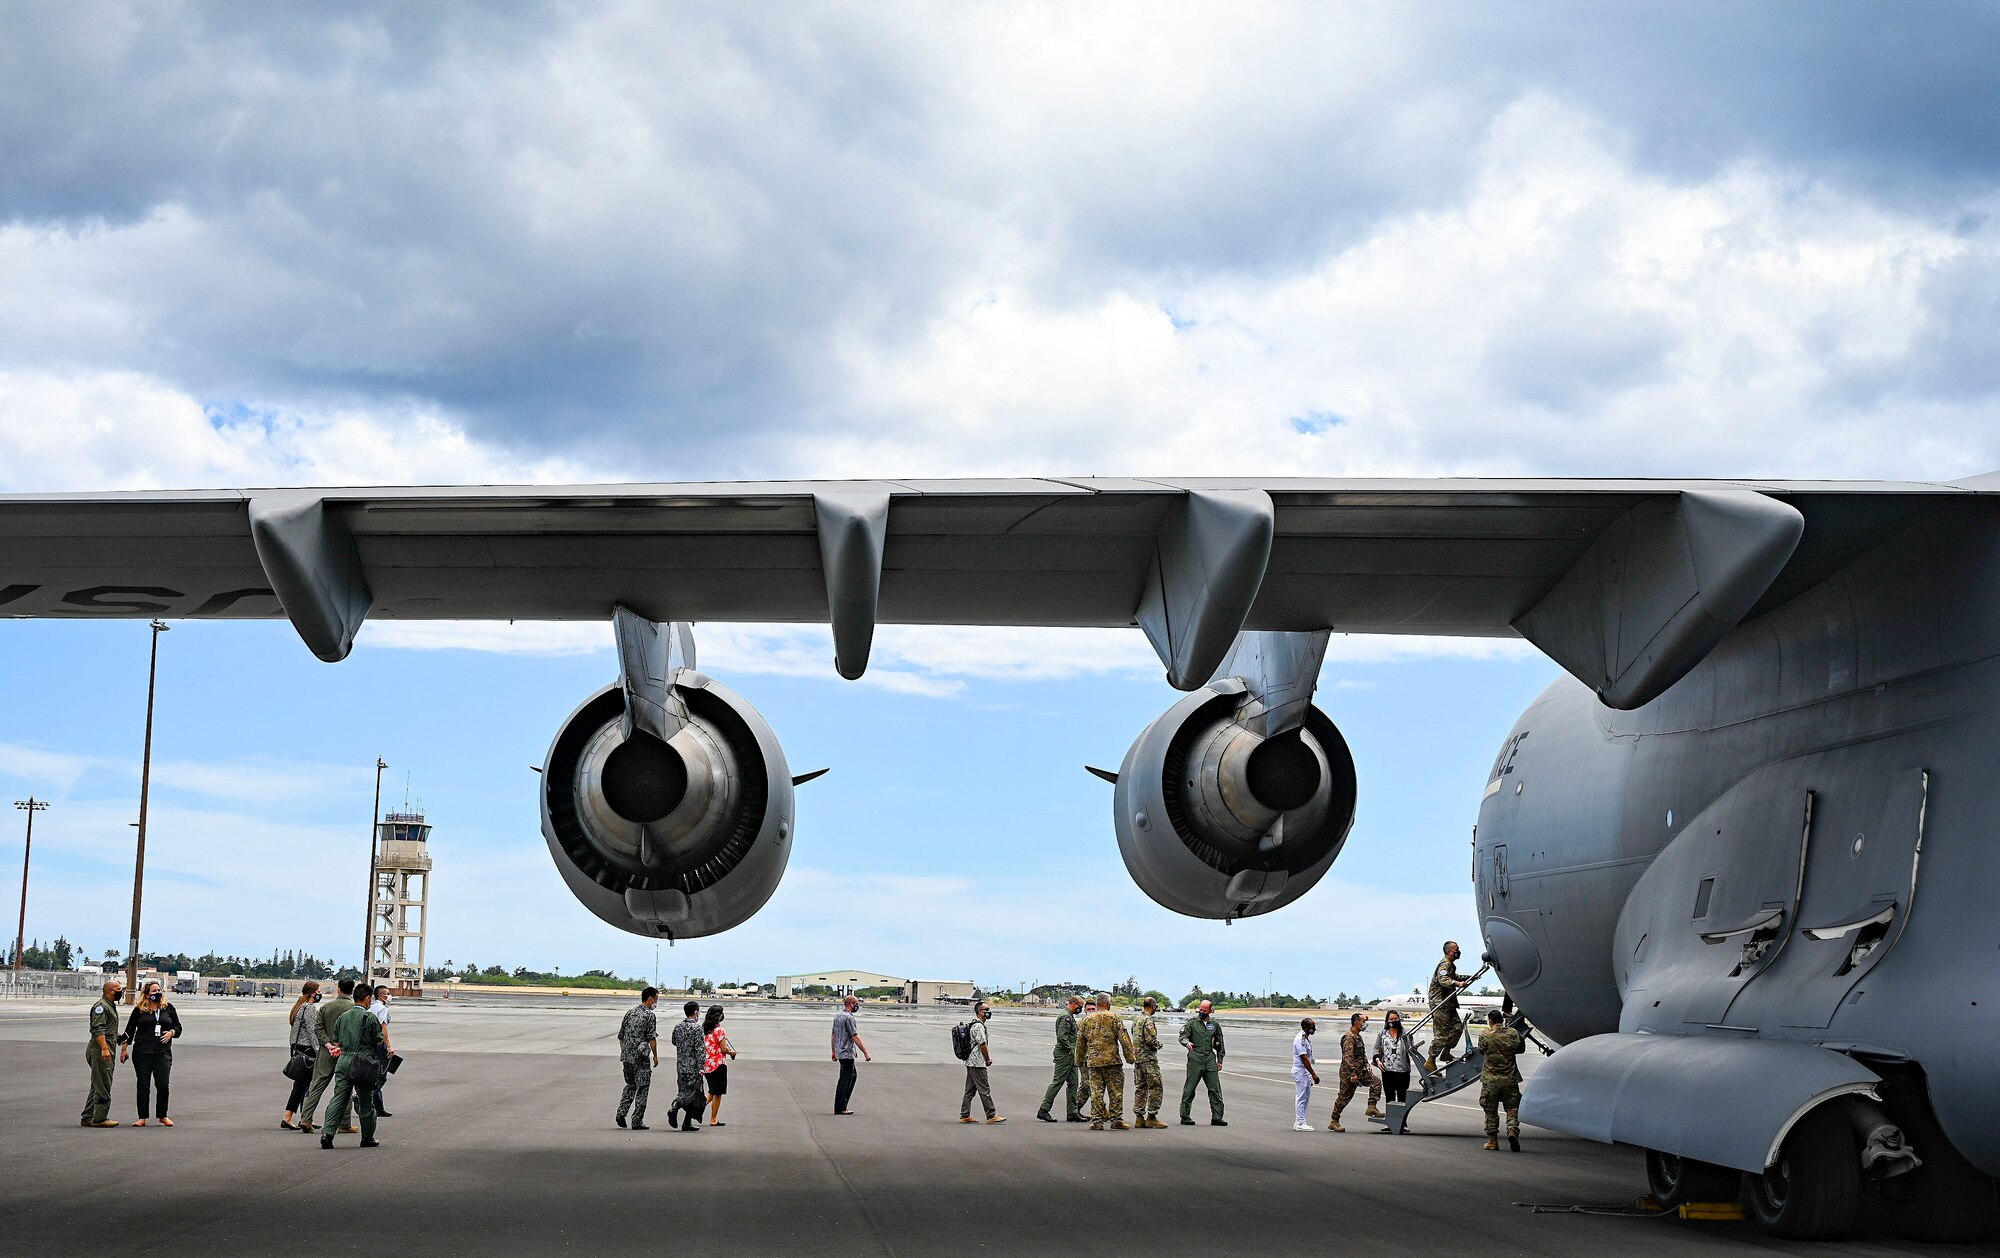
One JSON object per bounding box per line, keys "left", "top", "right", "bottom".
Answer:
{"left": 1693, "top": 876, "right": 1716, "bottom": 920}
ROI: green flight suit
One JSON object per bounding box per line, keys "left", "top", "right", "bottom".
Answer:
{"left": 1478, "top": 1024, "right": 1525, "bottom": 1140}
{"left": 80, "top": 994, "right": 120, "bottom": 1125}
{"left": 1038, "top": 1008, "right": 1083, "bottom": 1119}
{"left": 323, "top": 1004, "right": 385, "bottom": 1143}
{"left": 1178, "top": 1014, "right": 1225, "bottom": 1122}
{"left": 297, "top": 994, "right": 355, "bottom": 1127}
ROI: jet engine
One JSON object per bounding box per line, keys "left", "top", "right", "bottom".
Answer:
{"left": 1111, "top": 685, "right": 1356, "bottom": 920}
{"left": 541, "top": 673, "right": 797, "bottom": 940}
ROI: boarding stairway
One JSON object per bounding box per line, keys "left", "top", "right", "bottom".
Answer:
{"left": 1367, "top": 965, "right": 1549, "bottom": 1135}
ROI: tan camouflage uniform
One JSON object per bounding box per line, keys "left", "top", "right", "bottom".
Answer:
{"left": 1327, "top": 1029, "right": 1380, "bottom": 1124}
{"left": 1131, "top": 1013, "right": 1163, "bottom": 1122}
{"left": 1074, "top": 1009, "right": 1134, "bottom": 1127}
{"left": 1428, "top": 957, "right": 1470, "bottom": 1066}
{"left": 1478, "top": 1023, "right": 1525, "bottom": 1145}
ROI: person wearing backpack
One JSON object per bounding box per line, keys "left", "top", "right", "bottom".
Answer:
{"left": 956, "top": 1002, "right": 1004, "bottom": 1124}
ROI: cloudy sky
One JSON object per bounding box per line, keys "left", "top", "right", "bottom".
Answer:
{"left": 4, "top": 3, "right": 1999, "bottom": 999}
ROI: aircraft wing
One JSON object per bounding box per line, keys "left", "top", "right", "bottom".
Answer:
{"left": 0, "top": 476, "right": 1980, "bottom": 706}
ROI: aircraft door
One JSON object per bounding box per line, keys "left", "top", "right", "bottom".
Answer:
{"left": 1741, "top": 767, "right": 1927, "bottom": 1031}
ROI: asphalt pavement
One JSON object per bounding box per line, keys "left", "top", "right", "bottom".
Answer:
{"left": 0, "top": 997, "right": 1968, "bottom": 1255}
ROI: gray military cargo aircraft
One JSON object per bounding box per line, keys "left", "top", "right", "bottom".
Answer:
{"left": 3, "top": 476, "right": 1996, "bottom": 1240}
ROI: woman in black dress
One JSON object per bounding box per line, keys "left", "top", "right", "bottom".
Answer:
{"left": 121, "top": 980, "right": 184, "bottom": 1126}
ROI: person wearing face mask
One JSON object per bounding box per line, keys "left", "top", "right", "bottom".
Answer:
{"left": 1326, "top": 1011, "right": 1381, "bottom": 1133}
{"left": 282, "top": 981, "right": 323, "bottom": 1130}
{"left": 121, "top": 980, "right": 184, "bottom": 1126}
{"left": 81, "top": 978, "right": 125, "bottom": 1128}
{"left": 1373, "top": 1009, "right": 1415, "bottom": 1112}
{"left": 366, "top": 985, "right": 394, "bottom": 1117}
{"left": 1178, "top": 1000, "right": 1227, "bottom": 1126}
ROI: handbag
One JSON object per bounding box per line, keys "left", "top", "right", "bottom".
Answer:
{"left": 283, "top": 1049, "right": 315, "bottom": 1082}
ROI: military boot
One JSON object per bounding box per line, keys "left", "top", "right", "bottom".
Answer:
{"left": 1111, "top": 1120, "right": 1130, "bottom": 1130}
{"left": 1483, "top": 1137, "right": 1499, "bottom": 1151}
{"left": 1089, "top": 1120, "right": 1104, "bottom": 1131}
{"left": 1328, "top": 1119, "right": 1345, "bottom": 1133}
{"left": 1423, "top": 1054, "right": 1436, "bottom": 1073}
{"left": 1365, "top": 1106, "right": 1384, "bottom": 1118}
{"left": 1508, "top": 1133, "right": 1520, "bottom": 1152}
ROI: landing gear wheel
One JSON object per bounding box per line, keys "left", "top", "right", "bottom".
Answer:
{"left": 1747, "top": 1106, "right": 1859, "bottom": 1239}
{"left": 1646, "top": 1149, "right": 1740, "bottom": 1210}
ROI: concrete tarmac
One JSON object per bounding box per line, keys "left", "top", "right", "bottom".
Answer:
{"left": 0, "top": 996, "right": 1967, "bottom": 1255}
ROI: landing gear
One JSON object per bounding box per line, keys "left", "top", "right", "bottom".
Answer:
{"left": 1644, "top": 1148, "right": 1740, "bottom": 1210}
{"left": 1746, "top": 1106, "right": 1859, "bottom": 1240}
{"left": 1878, "top": 1123, "right": 1998, "bottom": 1243}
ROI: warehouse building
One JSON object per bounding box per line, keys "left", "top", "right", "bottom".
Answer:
{"left": 775, "top": 969, "right": 975, "bottom": 1003}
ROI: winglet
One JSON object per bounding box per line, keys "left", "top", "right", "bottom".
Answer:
{"left": 1085, "top": 765, "right": 1119, "bottom": 785}
{"left": 792, "top": 768, "right": 831, "bottom": 786}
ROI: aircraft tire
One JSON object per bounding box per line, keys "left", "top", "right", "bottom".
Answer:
{"left": 1747, "top": 1105, "right": 1859, "bottom": 1239}
{"left": 1644, "top": 1149, "right": 1740, "bottom": 1210}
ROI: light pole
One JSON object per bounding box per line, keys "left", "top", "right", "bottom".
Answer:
{"left": 125, "top": 619, "right": 168, "bottom": 1002}
{"left": 13, "top": 798, "right": 48, "bottom": 971}
{"left": 359, "top": 757, "right": 386, "bottom": 985}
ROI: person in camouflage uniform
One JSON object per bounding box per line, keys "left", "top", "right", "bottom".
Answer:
{"left": 1131, "top": 996, "right": 1165, "bottom": 1128}
{"left": 1036, "top": 995, "right": 1086, "bottom": 1122}
{"left": 614, "top": 987, "right": 659, "bottom": 1130}
{"left": 1326, "top": 1011, "right": 1382, "bottom": 1132}
{"left": 1073, "top": 991, "right": 1135, "bottom": 1130}
{"left": 1477, "top": 1009, "right": 1525, "bottom": 1151}
{"left": 668, "top": 999, "right": 707, "bottom": 1131}
{"left": 1425, "top": 940, "right": 1471, "bottom": 1071}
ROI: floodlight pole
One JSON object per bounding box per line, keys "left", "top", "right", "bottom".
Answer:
{"left": 360, "top": 757, "right": 386, "bottom": 985}
{"left": 125, "top": 620, "right": 168, "bottom": 1002}
{"left": 13, "top": 798, "right": 48, "bottom": 971}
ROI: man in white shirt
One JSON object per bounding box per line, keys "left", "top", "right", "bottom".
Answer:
{"left": 958, "top": 1002, "right": 1005, "bottom": 1124}
{"left": 367, "top": 985, "right": 395, "bottom": 1117}
{"left": 1291, "top": 1018, "right": 1320, "bottom": 1132}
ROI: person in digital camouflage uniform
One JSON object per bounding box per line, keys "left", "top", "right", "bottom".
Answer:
{"left": 1131, "top": 996, "right": 1165, "bottom": 1128}
{"left": 1326, "top": 1011, "right": 1382, "bottom": 1132}
{"left": 1425, "top": 940, "right": 1472, "bottom": 1072}
{"left": 668, "top": 1000, "right": 707, "bottom": 1130}
{"left": 1478, "top": 1009, "right": 1525, "bottom": 1151}
{"left": 615, "top": 986, "right": 659, "bottom": 1130}
{"left": 1074, "top": 991, "right": 1135, "bottom": 1130}
{"left": 1036, "top": 995, "right": 1086, "bottom": 1123}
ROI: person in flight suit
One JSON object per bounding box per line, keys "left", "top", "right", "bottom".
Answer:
{"left": 1036, "top": 995, "right": 1086, "bottom": 1123}
{"left": 1425, "top": 940, "right": 1472, "bottom": 1072}
{"left": 320, "top": 994, "right": 385, "bottom": 1149}
{"left": 80, "top": 977, "right": 124, "bottom": 1127}
{"left": 1131, "top": 996, "right": 1166, "bottom": 1129}
{"left": 1178, "top": 999, "right": 1227, "bottom": 1126}
{"left": 1478, "top": 1009, "right": 1526, "bottom": 1151}
{"left": 1074, "top": 991, "right": 1135, "bottom": 1130}
{"left": 1326, "top": 1011, "right": 1382, "bottom": 1132}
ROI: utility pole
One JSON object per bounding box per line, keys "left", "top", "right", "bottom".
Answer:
{"left": 125, "top": 620, "right": 168, "bottom": 1002}
{"left": 13, "top": 798, "right": 48, "bottom": 971}
{"left": 360, "top": 757, "right": 386, "bottom": 985}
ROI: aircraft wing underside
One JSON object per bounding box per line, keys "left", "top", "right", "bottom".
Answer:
{"left": 0, "top": 476, "right": 1983, "bottom": 705}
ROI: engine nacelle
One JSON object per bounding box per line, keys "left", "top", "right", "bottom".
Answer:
{"left": 541, "top": 673, "right": 795, "bottom": 940}
{"left": 1113, "top": 686, "right": 1356, "bottom": 919}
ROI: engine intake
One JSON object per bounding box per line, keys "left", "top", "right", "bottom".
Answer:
{"left": 541, "top": 674, "right": 796, "bottom": 940}
{"left": 1113, "top": 687, "right": 1356, "bottom": 919}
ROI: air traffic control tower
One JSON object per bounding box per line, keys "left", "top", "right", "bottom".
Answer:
{"left": 368, "top": 811, "right": 433, "bottom": 997}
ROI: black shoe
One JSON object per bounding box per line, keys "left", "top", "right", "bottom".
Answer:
{"left": 1508, "top": 1134, "right": 1520, "bottom": 1152}
{"left": 615, "top": 1114, "right": 627, "bottom": 1129}
{"left": 280, "top": 1120, "right": 298, "bottom": 1131}
{"left": 1180, "top": 1117, "right": 1196, "bottom": 1126}
{"left": 320, "top": 1136, "right": 334, "bottom": 1150}
{"left": 359, "top": 1138, "right": 380, "bottom": 1148}
{"left": 666, "top": 1105, "right": 681, "bottom": 1130}
{"left": 683, "top": 1121, "right": 701, "bottom": 1132}
{"left": 1064, "top": 1114, "right": 1087, "bottom": 1123}
{"left": 1036, "top": 1112, "right": 1057, "bottom": 1123}
{"left": 631, "top": 1122, "right": 650, "bottom": 1130}
{"left": 375, "top": 1111, "right": 393, "bottom": 1118}
{"left": 1211, "top": 1119, "right": 1229, "bottom": 1127}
